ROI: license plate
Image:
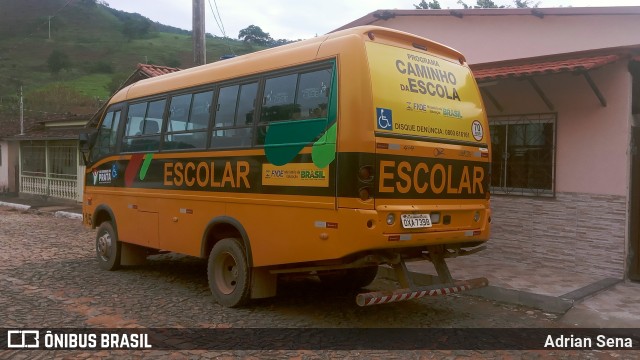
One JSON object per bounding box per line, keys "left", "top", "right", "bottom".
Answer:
{"left": 401, "top": 214, "right": 432, "bottom": 229}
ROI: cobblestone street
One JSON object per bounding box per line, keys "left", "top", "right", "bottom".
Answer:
{"left": 0, "top": 207, "right": 638, "bottom": 359}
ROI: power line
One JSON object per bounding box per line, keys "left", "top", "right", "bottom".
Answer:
{"left": 212, "top": 0, "right": 227, "bottom": 37}
{"left": 206, "top": 0, "right": 235, "bottom": 56}
{"left": 207, "top": 0, "right": 226, "bottom": 37}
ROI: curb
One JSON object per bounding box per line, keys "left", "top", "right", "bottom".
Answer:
{"left": 377, "top": 266, "right": 597, "bottom": 314}
{"left": 0, "top": 201, "right": 31, "bottom": 211}
{"left": 1, "top": 200, "right": 82, "bottom": 220}
{"left": 54, "top": 211, "right": 83, "bottom": 220}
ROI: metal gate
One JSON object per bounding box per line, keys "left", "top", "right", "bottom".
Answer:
{"left": 20, "top": 140, "right": 79, "bottom": 201}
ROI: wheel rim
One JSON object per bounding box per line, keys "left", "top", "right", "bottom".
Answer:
{"left": 97, "top": 231, "right": 112, "bottom": 262}
{"left": 214, "top": 251, "right": 239, "bottom": 295}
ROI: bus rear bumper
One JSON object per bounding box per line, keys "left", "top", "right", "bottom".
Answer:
{"left": 337, "top": 206, "right": 490, "bottom": 254}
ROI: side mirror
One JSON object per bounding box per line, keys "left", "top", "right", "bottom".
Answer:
{"left": 79, "top": 131, "right": 97, "bottom": 151}
{"left": 79, "top": 131, "right": 97, "bottom": 166}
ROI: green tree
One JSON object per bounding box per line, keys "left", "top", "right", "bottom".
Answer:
{"left": 47, "top": 49, "right": 71, "bottom": 75}
{"left": 87, "top": 60, "right": 113, "bottom": 74}
{"left": 106, "top": 72, "right": 129, "bottom": 95}
{"left": 163, "top": 55, "right": 182, "bottom": 68}
{"left": 122, "top": 18, "right": 151, "bottom": 41}
{"left": 238, "top": 25, "right": 272, "bottom": 46}
{"left": 476, "top": 0, "right": 502, "bottom": 7}
{"left": 514, "top": 0, "right": 540, "bottom": 7}
{"left": 80, "top": 0, "right": 97, "bottom": 7}
{"left": 269, "top": 38, "right": 292, "bottom": 47}
{"left": 457, "top": 0, "right": 506, "bottom": 8}
{"left": 414, "top": 0, "right": 442, "bottom": 9}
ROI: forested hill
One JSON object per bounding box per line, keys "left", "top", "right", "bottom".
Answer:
{"left": 0, "top": 0, "right": 261, "bottom": 119}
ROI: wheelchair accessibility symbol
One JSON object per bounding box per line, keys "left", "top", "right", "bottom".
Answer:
{"left": 377, "top": 108, "right": 393, "bottom": 130}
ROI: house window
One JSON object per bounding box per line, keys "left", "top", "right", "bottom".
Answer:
{"left": 489, "top": 113, "right": 556, "bottom": 196}
{"left": 48, "top": 140, "right": 77, "bottom": 181}
{"left": 21, "top": 141, "right": 47, "bottom": 177}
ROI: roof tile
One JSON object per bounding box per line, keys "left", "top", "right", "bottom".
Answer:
{"left": 137, "top": 63, "right": 181, "bottom": 78}
{"left": 473, "top": 55, "right": 620, "bottom": 81}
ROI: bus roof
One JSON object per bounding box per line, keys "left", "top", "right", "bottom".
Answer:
{"left": 111, "top": 26, "right": 465, "bottom": 104}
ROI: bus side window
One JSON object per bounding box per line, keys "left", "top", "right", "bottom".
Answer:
{"left": 256, "top": 67, "right": 332, "bottom": 146}
{"left": 122, "top": 99, "right": 165, "bottom": 152}
{"left": 297, "top": 69, "right": 331, "bottom": 120}
{"left": 211, "top": 83, "right": 256, "bottom": 149}
{"left": 261, "top": 74, "right": 297, "bottom": 123}
{"left": 164, "top": 91, "right": 212, "bottom": 150}
{"left": 90, "top": 110, "right": 121, "bottom": 163}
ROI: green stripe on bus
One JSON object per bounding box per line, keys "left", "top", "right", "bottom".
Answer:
{"left": 139, "top": 153, "right": 154, "bottom": 180}
{"left": 312, "top": 122, "right": 337, "bottom": 168}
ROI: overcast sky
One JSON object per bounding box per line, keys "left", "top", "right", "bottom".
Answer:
{"left": 104, "top": 0, "right": 638, "bottom": 40}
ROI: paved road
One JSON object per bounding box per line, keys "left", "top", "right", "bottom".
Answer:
{"left": 0, "top": 207, "right": 638, "bottom": 359}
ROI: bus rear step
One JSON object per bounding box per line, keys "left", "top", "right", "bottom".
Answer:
{"left": 356, "top": 277, "right": 488, "bottom": 306}
{"left": 356, "top": 246, "right": 488, "bottom": 306}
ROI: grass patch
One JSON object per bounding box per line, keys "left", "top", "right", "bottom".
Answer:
{"left": 65, "top": 74, "right": 112, "bottom": 99}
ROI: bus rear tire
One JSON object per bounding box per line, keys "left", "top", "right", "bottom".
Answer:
{"left": 318, "top": 266, "right": 378, "bottom": 290}
{"left": 96, "top": 221, "right": 121, "bottom": 271}
{"left": 207, "top": 238, "right": 251, "bottom": 307}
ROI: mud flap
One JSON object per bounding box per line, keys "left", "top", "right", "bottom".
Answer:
{"left": 251, "top": 267, "right": 277, "bottom": 299}
{"left": 120, "top": 242, "right": 147, "bottom": 266}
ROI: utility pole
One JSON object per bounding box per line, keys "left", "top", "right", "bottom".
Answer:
{"left": 19, "top": 86, "right": 24, "bottom": 135}
{"left": 193, "top": 0, "right": 206, "bottom": 65}
{"left": 48, "top": 16, "right": 51, "bottom": 40}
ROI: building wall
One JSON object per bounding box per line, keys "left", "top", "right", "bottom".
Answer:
{"left": 0, "top": 141, "right": 7, "bottom": 191}
{"left": 371, "top": 12, "right": 640, "bottom": 64}
{"left": 489, "top": 193, "right": 626, "bottom": 277}
{"left": 485, "top": 62, "right": 632, "bottom": 196}
{"left": 0, "top": 141, "right": 18, "bottom": 193}
{"left": 483, "top": 62, "right": 631, "bottom": 277}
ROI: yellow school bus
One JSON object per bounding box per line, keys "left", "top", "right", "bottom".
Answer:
{"left": 81, "top": 26, "right": 491, "bottom": 307}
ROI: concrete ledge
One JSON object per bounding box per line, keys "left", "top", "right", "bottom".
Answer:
{"left": 0, "top": 201, "right": 31, "bottom": 211}
{"left": 560, "top": 277, "right": 622, "bottom": 302}
{"left": 467, "top": 285, "right": 574, "bottom": 314}
{"left": 54, "top": 211, "right": 83, "bottom": 220}
{"left": 378, "top": 266, "right": 574, "bottom": 314}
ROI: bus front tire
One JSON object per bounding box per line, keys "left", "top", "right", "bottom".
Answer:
{"left": 207, "top": 238, "right": 251, "bottom": 307}
{"left": 95, "top": 221, "right": 121, "bottom": 271}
